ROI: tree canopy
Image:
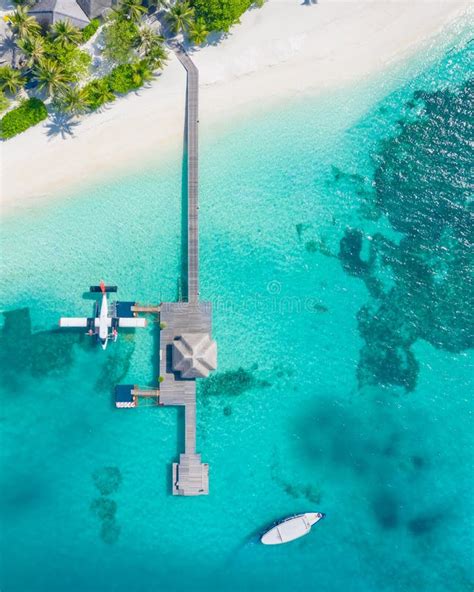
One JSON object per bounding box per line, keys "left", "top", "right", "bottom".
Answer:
{"left": 191, "top": 0, "right": 255, "bottom": 33}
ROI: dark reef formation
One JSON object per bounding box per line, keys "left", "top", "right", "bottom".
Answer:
{"left": 271, "top": 454, "right": 322, "bottom": 504}
{"left": 335, "top": 79, "right": 474, "bottom": 391}
{"left": 92, "top": 467, "right": 122, "bottom": 496}
{"left": 201, "top": 365, "right": 271, "bottom": 400}
{"left": 91, "top": 466, "right": 122, "bottom": 544}
{"left": 94, "top": 337, "right": 135, "bottom": 392}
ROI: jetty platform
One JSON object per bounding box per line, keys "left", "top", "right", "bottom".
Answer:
{"left": 114, "top": 45, "right": 215, "bottom": 496}
{"left": 157, "top": 46, "right": 214, "bottom": 496}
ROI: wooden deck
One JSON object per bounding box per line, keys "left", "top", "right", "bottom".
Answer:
{"left": 174, "top": 47, "right": 199, "bottom": 303}
{"left": 157, "top": 47, "right": 211, "bottom": 496}
{"left": 159, "top": 301, "right": 212, "bottom": 495}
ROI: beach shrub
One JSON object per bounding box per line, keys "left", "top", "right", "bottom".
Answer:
{"left": 0, "top": 91, "right": 9, "bottom": 113}
{"left": 46, "top": 43, "right": 92, "bottom": 82}
{"left": 82, "top": 78, "right": 115, "bottom": 110}
{"left": 106, "top": 63, "right": 141, "bottom": 93}
{"left": 0, "top": 98, "right": 47, "bottom": 139}
{"left": 191, "top": 0, "right": 260, "bottom": 33}
{"left": 106, "top": 61, "right": 152, "bottom": 94}
{"left": 82, "top": 18, "right": 100, "bottom": 43}
{"left": 103, "top": 17, "right": 139, "bottom": 63}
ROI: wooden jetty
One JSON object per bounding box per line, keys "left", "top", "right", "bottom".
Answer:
{"left": 157, "top": 46, "right": 214, "bottom": 496}
{"left": 115, "top": 46, "right": 215, "bottom": 496}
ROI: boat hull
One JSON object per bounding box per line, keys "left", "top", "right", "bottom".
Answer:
{"left": 261, "top": 512, "right": 324, "bottom": 545}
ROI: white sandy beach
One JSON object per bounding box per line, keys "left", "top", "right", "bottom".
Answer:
{"left": 0, "top": 0, "right": 471, "bottom": 212}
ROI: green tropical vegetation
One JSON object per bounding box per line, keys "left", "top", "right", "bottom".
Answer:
{"left": 50, "top": 21, "right": 83, "bottom": 48}
{"left": 136, "top": 25, "right": 163, "bottom": 57}
{"left": 107, "top": 61, "right": 153, "bottom": 93}
{"left": 8, "top": 6, "right": 41, "bottom": 39}
{"left": 104, "top": 15, "right": 139, "bottom": 63}
{"left": 191, "top": 0, "right": 263, "bottom": 33}
{"left": 53, "top": 86, "right": 88, "bottom": 115}
{"left": 81, "top": 78, "right": 116, "bottom": 110}
{"left": 188, "top": 17, "right": 209, "bottom": 45}
{"left": 33, "top": 58, "right": 72, "bottom": 96}
{"left": 1, "top": 0, "right": 266, "bottom": 139}
{"left": 167, "top": 1, "right": 194, "bottom": 35}
{"left": 46, "top": 43, "right": 92, "bottom": 81}
{"left": 117, "top": 0, "right": 147, "bottom": 22}
{"left": 17, "top": 34, "right": 45, "bottom": 67}
{"left": 0, "top": 65, "right": 25, "bottom": 95}
{"left": 0, "top": 97, "right": 47, "bottom": 139}
{"left": 82, "top": 18, "right": 101, "bottom": 43}
{"left": 0, "top": 92, "right": 9, "bottom": 113}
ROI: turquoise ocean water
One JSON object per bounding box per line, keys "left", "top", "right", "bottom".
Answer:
{"left": 1, "top": 21, "right": 473, "bottom": 592}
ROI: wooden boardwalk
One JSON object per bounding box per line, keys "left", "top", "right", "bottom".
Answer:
{"left": 113, "top": 45, "right": 213, "bottom": 496}
{"left": 157, "top": 47, "right": 212, "bottom": 496}
{"left": 175, "top": 47, "right": 200, "bottom": 303}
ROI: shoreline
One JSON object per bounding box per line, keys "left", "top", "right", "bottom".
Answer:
{"left": 1, "top": 0, "right": 471, "bottom": 214}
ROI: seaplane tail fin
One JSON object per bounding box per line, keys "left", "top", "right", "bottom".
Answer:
{"left": 60, "top": 317, "right": 88, "bottom": 328}
{"left": 118, "top": 318, "right": 147, "bottom": 328}
{"left": 89, "top": 284, "right": 118, "bottom": 293}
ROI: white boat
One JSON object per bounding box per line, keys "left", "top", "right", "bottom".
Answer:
{"left": 261, "top": 512, "right": 325, "bottom": 545}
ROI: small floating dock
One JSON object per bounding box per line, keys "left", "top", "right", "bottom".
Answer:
{"left": 131, "top": 304, "right": 161, "bottom": 314}
{"left": 114, "top": 385, "right": 160, "bottom": 408}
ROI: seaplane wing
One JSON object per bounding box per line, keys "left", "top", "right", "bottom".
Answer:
{"left": 59, "top": 317, "right": 89, "bottom": 328}
{"left": 118, "top": 318, "right": 147, "bottom": 328}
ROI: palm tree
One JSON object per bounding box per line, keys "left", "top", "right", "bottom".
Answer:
{"left": 8, "top": 6, "right": 41, "bottom": 39}
{"left": 33, "top": 58, "right": 71, "bottom": 96}
{"left": 53, "top": 86, "right": 88, "bottom": 115}
{"left": 166, "top": 1, "right": 194, "bottom": 35}
{"left": 146, "top": 42, "right": 167, "bottom": 69}
{"left": 117, "top": 0, "right": 147, "bottom": 23}
{"left": 84, "top": 79, "right": 115, "bottom": 109}
{"left": 131, "top": 60, "right": 153, "bottom": 86}
{"left": 50, "top": 20, "right": 82, "bottom": 47}
{"left": 0, "top": 65, "right": 25, "bottom": 94}
{"left": 189, "top": 18, "right": 209, "bottom": 45}
{"left": 16, "top": 34, "right": 45, "bottom": 67}
{"left": 136, "top": 26, "right": 164, "bottom": 57}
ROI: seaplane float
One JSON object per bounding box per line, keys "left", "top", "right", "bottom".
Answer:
{"left": 59, "top": 280, "right": 147, "bottom": 350}
{"left": 261, "top": 512, "right": 325, "bottom": 545}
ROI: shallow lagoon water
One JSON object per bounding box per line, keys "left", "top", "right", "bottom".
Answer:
{"left": 1, "top": 24, "right": 473, "bottom": 592}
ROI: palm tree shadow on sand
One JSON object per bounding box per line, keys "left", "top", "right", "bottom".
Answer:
{"left": 45, "top": 112, "right": 81, "bottom": 139}
{"left": 0, "top": 33, "right": 17, "bottom": 66}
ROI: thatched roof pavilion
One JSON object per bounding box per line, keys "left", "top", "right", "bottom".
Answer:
{"left": 172, "top": 333, "right": 217, "bottom": 379}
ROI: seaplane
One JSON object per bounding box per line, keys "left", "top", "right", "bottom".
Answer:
{"left": 59, "top": 281, "right": 147, "bottom": 350}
